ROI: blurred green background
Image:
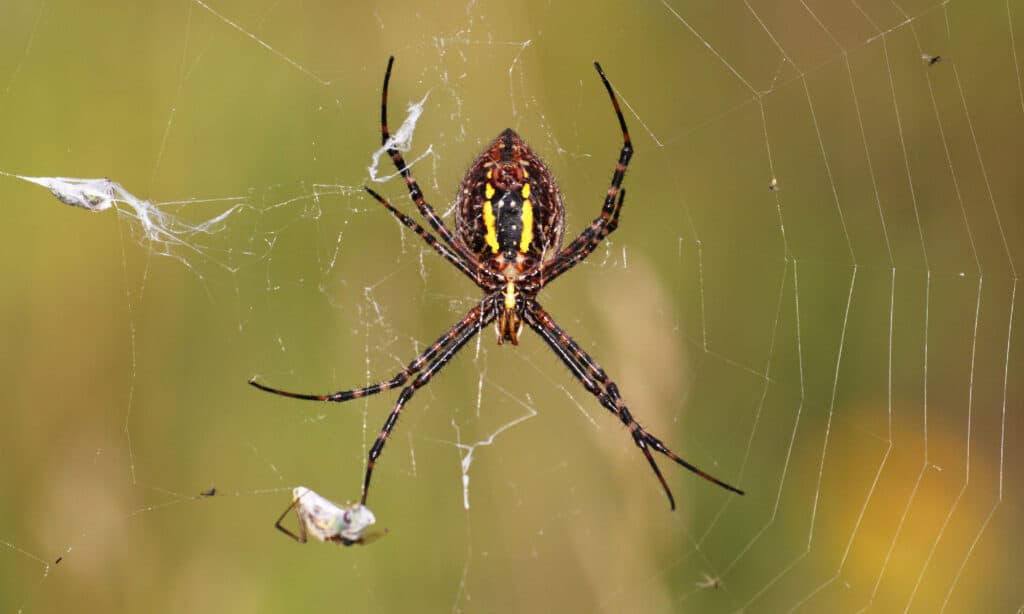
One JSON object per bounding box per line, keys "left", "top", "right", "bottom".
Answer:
{"left": 1, "top": 0, "right": 1021, "bottom": 612}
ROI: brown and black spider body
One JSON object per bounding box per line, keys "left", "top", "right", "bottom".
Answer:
{"left": 250, "top": 57, "right": 744, "bottom": 514}
{"left": 454, "top": 128, "right": 565, "bottom": 344}
{"left": 455, "top": 128, "right": 565, "bottom": 272}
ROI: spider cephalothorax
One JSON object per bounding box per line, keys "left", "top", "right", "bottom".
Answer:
{"left": 250, "top": 57, "right": 744, "bottom": 516}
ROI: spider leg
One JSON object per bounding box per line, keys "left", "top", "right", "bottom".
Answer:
{"left": 523, "top": 300, "right": 744, "bottom": 510}
{"left": 364, "top": 187, "right": 496, "bottom": 286}
{"left": 380, "top": 57, "right": 467, "bottom": 255}
{"left": 529, "top": 188, "right": 625, "bottom": 289}
{"left": 529, "top": 62, "right": 632, "bottom": 288}
{"left": 274, "top": 495, "right": 308, "bottom": 543}
{"left": 249, "top": 300, "right": 494, "bottom": 403}
{"left": 360, "top": 300, "right": 498, "bottom": 504}
{"left": 523, "top": 301, "right": 676, "bottom": 508}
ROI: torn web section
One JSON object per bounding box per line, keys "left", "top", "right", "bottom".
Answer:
{"left": 18, "top": 175, "right": 117, "bottom": 211}
{"left": 367, "top": 91, "right": 433, "bottom": 184}
{"left": 449, "top": 379, "right": 538, "bottom": 510}
{"left": 11, "top": 173, "right": 252, "bottom": 275}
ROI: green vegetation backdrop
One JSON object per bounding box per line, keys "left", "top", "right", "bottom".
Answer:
{"left": 1, "top": 1, "right": 1021, "bottom": 612}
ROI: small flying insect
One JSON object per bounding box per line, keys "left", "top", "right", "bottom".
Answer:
{"left": 922, "top": 54, "right": 942, "bottom": 66}
{"left": 696, "top": 573, "right": 722, "bottom": 589}
{"left": 275, "top": 486, "right": 385, "bottom": 546}
{"left": 198, "top": 487, "right": 217, "bottom": 498}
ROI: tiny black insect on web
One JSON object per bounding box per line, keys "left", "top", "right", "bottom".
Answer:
{"left": 249, "top": 57, "right": 745, "bottom": 510}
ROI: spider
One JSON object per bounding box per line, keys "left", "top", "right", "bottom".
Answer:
{"left": 250, "top": 57, "right": 744, "bottom": 510}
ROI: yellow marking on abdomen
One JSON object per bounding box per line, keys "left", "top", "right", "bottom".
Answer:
{"left": 483, "top": 200, "right": 499, "bottom": 253}
{"left": 519, "top": 198, "right": 534, "bottom": 252}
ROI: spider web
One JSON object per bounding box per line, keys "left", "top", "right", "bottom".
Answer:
{"left": 1, "top": 0, "right": 1020, "bottom": 612}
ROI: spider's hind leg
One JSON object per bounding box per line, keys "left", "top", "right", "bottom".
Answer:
{"left": 359, "top": 302, "right": 498, "bottom": 504}
{"left": 523, "top": 300, "right": 744, "bottom": 508}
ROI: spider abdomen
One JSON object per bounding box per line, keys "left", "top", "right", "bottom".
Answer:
{"left": 455, "top": 129, "right": 564, "bottom": 274}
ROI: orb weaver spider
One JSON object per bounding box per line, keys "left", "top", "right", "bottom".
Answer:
{"left": 250, "top": 57, "right": 744, "bottom": 510}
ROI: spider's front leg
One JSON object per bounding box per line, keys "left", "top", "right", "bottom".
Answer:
{"left": 527, "top": 61, "right": 632, "bottom": 290}
{"left": 379, "top": 56, "right": 478, "bottom": 267}
{"left": 529, "top": 188, "right": 625, "bottom": 289}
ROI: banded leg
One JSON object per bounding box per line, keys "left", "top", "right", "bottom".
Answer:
{"left": 528, "top": 189, "right": 625, "bottom": 289}
{"left": 533, "top": 62, "right": 633, "bottom": 287}
{"left": 249, "top": 299, "right": 493, "bottom": 403}
{"left": 523, "top": 300, "right": 743, "bottom": 509}
{"left": 361, "top": 303, "right": 498, "bottom": 504}
{"left": 380, "top": 57, "right": 464, "bottom": 253}
{"left": 364, "top": 187, "right": 497, "bottom": 286}
{"left": 274, "top": 494, "right": 308, "bottom": 543}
